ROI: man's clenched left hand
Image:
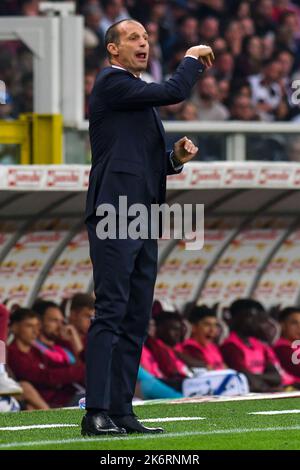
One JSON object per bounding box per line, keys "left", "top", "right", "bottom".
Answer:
{"left": 173, "top": 136, "right": 199, "bottom": 165}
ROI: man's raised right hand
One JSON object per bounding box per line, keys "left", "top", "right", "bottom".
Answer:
{"left": 185, "top": 45, "right": 215, "bottom": 68}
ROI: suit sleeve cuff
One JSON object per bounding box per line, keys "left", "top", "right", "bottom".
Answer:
{"left": 169, "top": 151, "right": 184, "bottom": 171}
{"left": 184, "top": 55, "right": 198, "bottom": 60}
{"left": 183, "top": 56, "right": 205, "bottom": 73}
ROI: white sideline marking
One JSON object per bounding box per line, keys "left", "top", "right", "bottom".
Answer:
{"left": 66, "top": 391, "right": 300, "bottom": 410}
{"left": 65, "top": 391, "right": 300, "bottom": 411}
{"left": 0, "top": 417, "right": 205, "bottom": 432}
{"left": 133, "top": 391, "right": 300, "bottom": 406}
{"left": 142, "top": 417, "right": 206, "bottom": 423}
{"left": 0, "top": 425, "right": 300, "bottom": 449}
{"left": 249, "top": 410, "right": 300, "bottom": 416}
{"left": 0, "top": 424, "right": 78, "bottom": 431}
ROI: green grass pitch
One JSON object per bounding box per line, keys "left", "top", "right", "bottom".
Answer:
{"left": 0, "top": 397, "right": 299, "bottom": 450}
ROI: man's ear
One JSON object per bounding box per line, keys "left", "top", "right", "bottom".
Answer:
{"left": 11, "top": 323, "right": 17, "bottom": 335}
{"left": 107, "top": 43, "right": 119, "bottom": 57}
{"left": 69, "top": 310, "right": 76, "bottom": 322}
{"left": 191, "top": 323, "right": 196, "bottom": 336}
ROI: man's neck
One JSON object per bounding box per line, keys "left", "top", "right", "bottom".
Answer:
{"left": 15, "top": 338, "right": 31, "bottom": 353}
{"left": 110, "top": 60, "right": 141, "bottom": 78}
{"left": 191, "top": 335, "right": 206, "bottom": 347}
{"left": 282, "top": 334, "right": 292, "bottom": 343}
{"left": 235, "top": 331, "right": 251, "bottom": 345}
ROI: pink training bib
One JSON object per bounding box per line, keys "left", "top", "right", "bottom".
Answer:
{"left": 176, "top": 338, "right": 225, "bottom": 370}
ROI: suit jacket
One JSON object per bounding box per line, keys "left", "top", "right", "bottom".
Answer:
{"left": 85, "top": 57, "right": 204, "bottom": 221}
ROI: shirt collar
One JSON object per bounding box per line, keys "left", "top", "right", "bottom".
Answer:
{"left": 111, "top": 65, "right": 140, "bottom": 79}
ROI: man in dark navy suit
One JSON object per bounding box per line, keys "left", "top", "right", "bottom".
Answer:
{"left": 82, "top": 19, "right": 214, "bottom": 436}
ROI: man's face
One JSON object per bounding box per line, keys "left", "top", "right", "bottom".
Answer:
{"left": 70, "top": 307, "right": 94, "bottom": 337}
{"left": 200, "top": 18, "right": 219, "bottom": 41}
{"left": 199, "top": 77, "right": 218, "bottom": 100}
{"left": 157, "top": 319, "right": 183, "bottom": 346}
{"left": 107, "top": 0, "right": 123, "bottom": 18}
{"left": 278, "top": 52, "right": 293, "bottom": 77}
{"left": 14, "top": 317, "right": 40, "bottom": 346}
{"left": 265, "top": 61, "right": 281, "bottom": 82}
{"left": 213, "top": 38, "right": 227, "bottom": 54}
{"left": 109, "top": 21, "right": 149, "bottom": 74}
{"left": 181, "top": 103, "right": 198, "bottom": 121}
{"left": 232, "top": 96, "right": 255, "bottom": 120}
{"left": 152, "top": 1, "right": 167, "bottom": 20}
{"left": 235, "top": 308, "right": 269, "bottom": 338}
{"left": 281, "top": 312, "right": 300, "bottom": 342}
{"left": 283, "top": 13, "right": 299, "bottom": 34}
{"left": 146, "top": 22, "right": 159, "bottom": 46}
{"left": 217, "top": 53, "right": 234, "bottom": 74}
{"left": 248, "top": 37, "right": 262, "bottom": 60}
{"left": 219, "top": 79, "right": 229, "bottom": 101}
{"left": 258, "top": 0, "right": 273, "bottom": 18}
{"left": 192, "top": 317, "right": 219, "bottom": 346}
{"left": 86, "top": 11, "right": 102, "bottom": 30}
{"left": 180, "top": 18, "right": 198, "bottom": 41}
{"left": 41, "top": 307, "right": 64, "bottom": 342}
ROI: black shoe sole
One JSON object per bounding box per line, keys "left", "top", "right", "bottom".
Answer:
{"left": 121, "top": 428, "right": 164, "bottom": 434}
{"left": 81, "top": 428, "right": 126, "bottom": 437}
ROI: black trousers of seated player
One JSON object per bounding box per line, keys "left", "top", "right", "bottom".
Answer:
{"left": 85, "top": 214, "right": 158, "bottom": 416}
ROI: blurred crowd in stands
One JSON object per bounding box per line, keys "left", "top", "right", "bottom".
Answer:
{"left": 1, "top": 293, "right": 300, "bottom": 410}
{"left": 0, "top": 0, "right": 300, "bottom": 124}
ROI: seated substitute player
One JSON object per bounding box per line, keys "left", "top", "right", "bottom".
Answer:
{"left": 67, "top": 293, "right": 95, "bottom": 361}
{"left": 153, "top": 306, "right": 207, "bottom": 368}
{"left": 273, "top": 307, "right": 300, "bottom": 382}
{"left": 221, "top": 299, "right": 295, "bottom": 392}
{"left": 0, "top": 303, "right": 23, "bottom": 395}
{"left": 32, "top": 300, "right": 84, "bottom": 361}
{"left": 8, "top": 308, "right": 85, "bottom": 408}
{"left": 175, "top": 305, "right": 226, "bottom": 371}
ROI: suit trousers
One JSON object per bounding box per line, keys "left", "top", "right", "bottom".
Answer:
{"left": 85, "top": 214, "right": 158, "bottom": 415}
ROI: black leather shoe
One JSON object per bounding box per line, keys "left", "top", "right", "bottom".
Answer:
{"left": 81, "top": 412, "right": 127, "bottom": 436}
{"left": 111, "top": 414, "right": 164, "bottom": 434}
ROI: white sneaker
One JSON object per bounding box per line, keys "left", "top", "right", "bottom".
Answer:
{"left": 0, "top": 372, "right": 23, "bottom": 395}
